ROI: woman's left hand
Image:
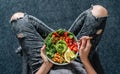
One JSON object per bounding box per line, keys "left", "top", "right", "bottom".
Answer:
{"left": 40, "top": 45, "right": 53, "bottom": 66}
{"left": 36, "top": 45, "right": 53, "bottom": 74}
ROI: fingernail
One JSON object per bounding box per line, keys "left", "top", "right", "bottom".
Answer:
{"left": 89, "top": 37, "right": 93, "bottom": 39}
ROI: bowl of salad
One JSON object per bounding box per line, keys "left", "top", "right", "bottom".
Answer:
{"left": 44, "top": 29, "right": 79, "bottom": 65}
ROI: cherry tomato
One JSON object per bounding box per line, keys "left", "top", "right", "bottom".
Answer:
{"left": 70, "top": 45, "right": 75, "bottom": 50}
{"left": 65, "top": 39, "right": 69, "bottom": 43}
{"left": 66, "top": 36, "right": 71, "bottom": 40}
{"left": 65, "top": 37, "right": 70, "bottom": 43}
{"left": 73, "top": 47, "right": 78, "bottom": 52}
{"left": 69, "top": 42, "right": 73, "bottom": 46}
{"left": 64, "top": 32, "right": 68, "bottom": 37}
{"left": 69, "top": 39, "right": 73, "bottom": 43}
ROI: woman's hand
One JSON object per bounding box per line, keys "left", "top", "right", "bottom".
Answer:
{"left": 78, "top": 36, "right": 97, "bottom": 74}
{"left": 79, "top": 36, "right": 92, "bottom": 62}
{"left": 36, "top": 45, "right": 53, "bottom": 74}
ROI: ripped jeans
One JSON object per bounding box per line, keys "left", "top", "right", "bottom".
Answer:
{"left": 10, "top": 7, "right": 107, "bottom": 74}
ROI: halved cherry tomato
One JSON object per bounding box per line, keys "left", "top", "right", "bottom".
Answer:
{"left": 73, "top": 42, "right": 78, "bottom": 47}
{"left": 69, "top": 42, "right": 72, "bottom": 46}
{"left": 72, "top": 47, "right": 78, "bottom": 52}
{"left": 66, "top": 36, "right": 71, "bottom": 40}
{"left": 65, "top": 38, "right": 69, "bottom": 43}
{"left": 64, "top": 32, "right": 68, "bottom": 37}
{"left": 70, "top": 45, "right": 75, "bottom": 50}
{"left": 69, "top": 39, "right": 73, "bottom": 43}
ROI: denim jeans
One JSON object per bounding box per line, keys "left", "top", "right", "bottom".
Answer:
{"left": 11, "top": 6, "right": 107, "bottom": 74}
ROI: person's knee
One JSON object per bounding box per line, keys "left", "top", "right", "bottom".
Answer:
{"left": 10, "top": 12, "right": 24, "bottom": 22}
{"left": 91, "top": 5, "right": 108, "bottom": 18}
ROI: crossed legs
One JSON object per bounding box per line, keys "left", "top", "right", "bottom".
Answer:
{"left": 10, "top": 5, "right": 108, "bottom": 74}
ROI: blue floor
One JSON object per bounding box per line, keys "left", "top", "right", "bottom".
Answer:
{"left": 0, "top": 0, "right": 120, "bottom": 74}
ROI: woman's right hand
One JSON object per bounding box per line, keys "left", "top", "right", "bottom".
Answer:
{"left": 78, "top": 36, "right": 97, "bottom": 74}
{"left": 78, "top": 36, "right": 92, "bottom": 62}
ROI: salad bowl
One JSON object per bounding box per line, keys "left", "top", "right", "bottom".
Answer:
{"left": 44, "top": 29, "right": 79, "bottom": 65}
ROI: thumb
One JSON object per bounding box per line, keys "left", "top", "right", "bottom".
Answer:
{"left": 40, "top": 45, "right": 48, "bottom": 62}
{"left": 41, "top": 45, "right": 46, "bottom": 53}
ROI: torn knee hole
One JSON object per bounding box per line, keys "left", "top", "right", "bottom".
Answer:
{"left": 91, "top": 5, "right": 108, "bottom": 18}
{"left": 17, "top": 33, "right": 25, "bottom": 38}
{"left": 96, "top": 29, "right": 103, "bottom": 35}
{"left": 10, "top": 12, "right": 24, "bottom": 22}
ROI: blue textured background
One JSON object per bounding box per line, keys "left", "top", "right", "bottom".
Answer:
{"left": 0, "top": 0, "right": 120, "bottom": 74}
